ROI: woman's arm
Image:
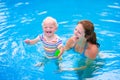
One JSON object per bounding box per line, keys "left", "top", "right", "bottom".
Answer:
{"left": 57, "top": 46, "right": 64, "bottom": 58}
{"left": 60, "top": 58, "right": 94, "bottom": 71}
{"left": 64, "top": 38, "right": 74, "bottom": 50}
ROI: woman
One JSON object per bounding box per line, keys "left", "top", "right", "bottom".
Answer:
{"left": 61, "top": 20, "right": 100, "bottom": 71}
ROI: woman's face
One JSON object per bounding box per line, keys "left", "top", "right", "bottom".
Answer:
{"left": 43, "top": 20, "right": 57, "bottom": 37}
{"left": 74, "top": 23, "right": 85, "bottom": 39}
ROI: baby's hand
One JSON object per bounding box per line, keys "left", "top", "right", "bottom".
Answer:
{"left": 24, "top": 39, "right": 30, "bottom": 44}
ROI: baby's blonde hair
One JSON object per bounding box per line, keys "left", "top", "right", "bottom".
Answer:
{"left": 42, "top": 16, "right": 58, "bottom": 27}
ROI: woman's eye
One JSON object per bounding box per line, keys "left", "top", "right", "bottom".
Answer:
{"left": 78, "top": 31, "right": 81, "bottom": 34}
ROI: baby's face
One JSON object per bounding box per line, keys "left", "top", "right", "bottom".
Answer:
{"left": 74, "top": 24, "right": 85, "bottom": 39}
{"left": 43, "top": 20, "right": 57, "bottom": 37}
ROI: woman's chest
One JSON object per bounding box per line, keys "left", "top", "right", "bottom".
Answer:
{"left": 74, "top": 44, "right": 84, "bottom": 54}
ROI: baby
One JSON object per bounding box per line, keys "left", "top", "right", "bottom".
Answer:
{"left": 24, "top": 16, "right": 64, "bottom": 66}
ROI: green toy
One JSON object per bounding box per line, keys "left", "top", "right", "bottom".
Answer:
{"left": 54, "top": 49, "right": 60, "bottom": 57}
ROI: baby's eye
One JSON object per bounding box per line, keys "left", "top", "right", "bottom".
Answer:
{"left": 44, "top": 27, "right": 47, "bottom": 28}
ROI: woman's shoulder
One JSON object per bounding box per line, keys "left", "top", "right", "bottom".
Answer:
{"left": 87, "top": 43, "right": 99, "bottom": 59}
{"left": 88, "top": 42, "right": 98, "bottom": 50}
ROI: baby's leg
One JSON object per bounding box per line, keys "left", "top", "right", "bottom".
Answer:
{"left": 35, "top": 56, "right": 48, "bottom": 67}
{"left": 35, "top": 62, "right": 44, "bottom": 67}
{"left": 54, "top": 57, "right": 63, "bottom": 73}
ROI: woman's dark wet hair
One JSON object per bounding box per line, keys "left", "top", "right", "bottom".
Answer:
{"left": 78, "top": 20, "right": 100, "bottom": 47}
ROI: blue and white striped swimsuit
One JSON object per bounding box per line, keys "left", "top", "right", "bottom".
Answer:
{"left": 39, "top": 34, "right": 63, "bottom": 57}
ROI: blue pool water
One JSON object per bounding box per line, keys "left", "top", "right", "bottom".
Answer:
{"left": 0, "top": 0, "right": 120, "bottom": 80}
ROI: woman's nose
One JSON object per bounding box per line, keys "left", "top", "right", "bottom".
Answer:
{"left": 75, "top": 30, "right": 79, "bottom": 33}
{"left": 74, "top": 31, "right": 78, "bottom": 35}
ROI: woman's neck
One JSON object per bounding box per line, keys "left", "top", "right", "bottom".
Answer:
{"left": 77, "top": 37, "right": 87, "bottom": 48}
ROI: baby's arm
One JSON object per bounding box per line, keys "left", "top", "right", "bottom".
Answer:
{"left": 24, "top": 36, "right": 40, "bottom": 45}
{"left": 64, "top": 38, "right": 74, "bottom": 50}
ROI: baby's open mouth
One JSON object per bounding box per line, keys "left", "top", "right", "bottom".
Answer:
{"left": 46, "top": 31, "right": 52, "bottom": 33}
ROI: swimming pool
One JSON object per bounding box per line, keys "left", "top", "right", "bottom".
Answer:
{"left": 0, "top": 0, "right": 120, "bottom": 80}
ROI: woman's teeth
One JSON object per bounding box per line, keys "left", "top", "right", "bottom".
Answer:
{"left": 76, "top": 37, "right": 79, "bottom": 39}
